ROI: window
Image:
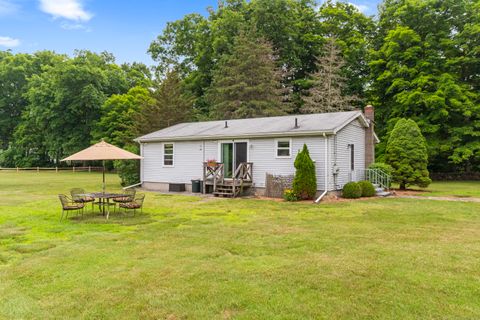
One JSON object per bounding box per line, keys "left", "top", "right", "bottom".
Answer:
{"left": 163, "top": 143, "right": 174, "bottom": 166}
{"left": 350, "top": 144, "right": 355, "bottom": 171}
{"left": 276, "top": 139, "right": 291, "bottom": 158}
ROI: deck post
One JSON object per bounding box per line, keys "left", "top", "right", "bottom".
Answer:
{"left": 202, "top": 162, "right": 206, "bottom": 194}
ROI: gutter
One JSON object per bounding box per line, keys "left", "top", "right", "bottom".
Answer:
{"left": 315, "top": 132, "right": 329, "bottom": 204}
{"left": 135, "top": 130, "right": 336, "bottom": 143}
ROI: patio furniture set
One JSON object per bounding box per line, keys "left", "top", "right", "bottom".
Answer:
{"left": 58, "top": 188, "right": 145, "bottom": 220}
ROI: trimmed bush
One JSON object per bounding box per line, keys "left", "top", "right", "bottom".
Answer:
{"left": 358, "top": 180, "right": 376, "bottom": 197}
{"left": 283, "top": 189, "right": 298, "bottom": 202}
{"left": 292, "top": 144, "right": 317, "bottom": 200}
{"left": 385, "top": 118, "right": 431, "bottom": 190}
{"left": 342, "top": 182, "right": 362, "bottom": 199}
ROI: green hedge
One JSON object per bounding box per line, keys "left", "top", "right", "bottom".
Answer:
{"left": 342, "top": 182, "right": 362, "bottom": 199}
{"left": 358, "top": 180, "right": 376, "bottom": 197}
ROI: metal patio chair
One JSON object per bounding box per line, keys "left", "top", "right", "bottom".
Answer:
{"left": 58, "top": 194, "right": 85, "bottom": 220}
{"left": 119, "top": 194, "right": 145, "bottom": 216}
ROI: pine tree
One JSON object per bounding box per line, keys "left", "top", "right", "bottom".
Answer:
{"left": 292, "top": 144, "right": 317, "bottom": 200}
{"left": 207, "top": 30, "right": 288, "bottom": 119}
{"left": 385, "top": 119, "right": 431, "bottom": 190}
{"left": 301, "top": 38, "right": 357, "bottom": 114}
{"left": 136, "top": 69, "right": 194, "bottom": 135}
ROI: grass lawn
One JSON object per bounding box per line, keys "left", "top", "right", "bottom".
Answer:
{"left": 402, "top": 180, "right": 480, "bottom": 198}
{"left": 1, "top": 171, "right": 480, "bottom": 319}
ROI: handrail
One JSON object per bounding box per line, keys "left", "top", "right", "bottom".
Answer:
{"left": 361, "top": 168, "right": 391, "bottom": 190}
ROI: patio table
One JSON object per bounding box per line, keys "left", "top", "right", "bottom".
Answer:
{"left": 80, "top": 192, "right": 129, "bottom": 219}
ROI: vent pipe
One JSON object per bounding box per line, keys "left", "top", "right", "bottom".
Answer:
{"left": 224, "top": 121, "right": 228, "bottom": 128}
{"left": 294, "top": 118, "right": 299, "bottom": 129}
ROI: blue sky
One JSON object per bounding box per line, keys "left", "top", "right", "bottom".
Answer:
{"left": 0, "top": 0, "right": 380, "bottom": 66}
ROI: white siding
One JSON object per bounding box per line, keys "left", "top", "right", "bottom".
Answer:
{"left": 140, "top": 120, "right": 366, "bottom": 191}
{"left": 249, "top": 136, "right": 329, "bottom": 190}
{"left": 142, "top": 141, "right": 204, "bottom": 183}
{"left": 332, "top": 119, "right": 365, "bottom": 189}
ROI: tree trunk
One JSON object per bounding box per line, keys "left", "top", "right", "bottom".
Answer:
{"left": 400, "top": 182, "right": 406, "bottom": 190}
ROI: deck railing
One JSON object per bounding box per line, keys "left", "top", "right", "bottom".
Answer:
{"left": 232, "top": 162, "right": 253, "bottom": 197}
{"left": 202, "top": 162, "right": 225, "bottom": 194}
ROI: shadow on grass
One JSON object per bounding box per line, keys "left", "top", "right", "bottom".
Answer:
{"left": 68, "top": 211, "right": 156, "bottom": 226}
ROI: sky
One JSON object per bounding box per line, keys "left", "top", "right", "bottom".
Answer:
{"left": 0, "top": 0, "right": 381, "bottom": 66}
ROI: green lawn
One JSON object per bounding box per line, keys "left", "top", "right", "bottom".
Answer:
{"left": 1, "top": 172, "right": 480, "bottom": 319}
{"left": 404, "top": 180, "right": 480, "bottom": 198}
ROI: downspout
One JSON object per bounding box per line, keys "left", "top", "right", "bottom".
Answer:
{"left": 315, "top": 133, "right": 329, "bottom": 203}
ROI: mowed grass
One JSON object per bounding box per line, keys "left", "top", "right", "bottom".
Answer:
{"left": 404, "top": 180, "right": 480, "bottom": 198}
{"left": 1, "top": 172, "right": 480, "bottom": 319}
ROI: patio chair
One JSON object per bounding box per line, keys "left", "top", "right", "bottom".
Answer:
{"left": 119, "top": 194, "right": 145, "bottom": 215}
{"left": 59, "top": 194, "right": 85, "bottom": 220}
{"left": 113, "top": 188, "right": 136, "bottom": 204}
{"left": 70, "top": 188, "right": 95, "bottom": 212}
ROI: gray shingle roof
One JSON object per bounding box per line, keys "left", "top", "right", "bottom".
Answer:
{"left": 135, "top": 111, "right": 367, "bottom": 142}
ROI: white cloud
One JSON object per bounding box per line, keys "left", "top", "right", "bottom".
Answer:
{"left": 0, "top": 36, "right": 20, "bottom": 47}
{"left": 39, "top": 0, "right": 92, "bottom": 21}
{"left": 0, "top": 0, "right": 18, "bottom": 16}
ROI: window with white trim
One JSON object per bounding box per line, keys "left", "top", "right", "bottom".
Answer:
{"left": 276, "top": 139, "right": 291, "bottom": 157}
{"left": 163, "top": 143, "right": 174, "bottom": 166}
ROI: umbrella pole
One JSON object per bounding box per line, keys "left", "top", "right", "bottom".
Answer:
{"left": 103, "top": 160, "right": 106, "bottom": 193}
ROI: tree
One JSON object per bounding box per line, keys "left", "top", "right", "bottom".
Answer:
{"left": 385, "top": 119, "right": 431, "bottom": 190}
{"left": 292, "top": 144, "right": 317, "bottom": 200}
{"left": 7, "top": 51, "right": 130, "bottom": 166}
{"left": 149, "top": 0, "right": 321, "bottom": 115}
{"left": 207, "top": 30, "right": 288, "bottom": 119}
{"left": 93, "top": 86, "right": 153, "bottom": 147}
{"left": 136, "top": 69, "right": 194, "bottom": 135}
{"left": 370, "top": 0, "right": 480, "bottom": 173}
{"left": 301, "top": 39, "right": 357, "bottom": 114}
{"left": 318, "top": 0, "right": 375, "bottom": 101}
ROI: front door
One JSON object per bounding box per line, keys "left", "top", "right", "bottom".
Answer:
{"left": 221, "top": 141, "right": 248, "bottom": 178}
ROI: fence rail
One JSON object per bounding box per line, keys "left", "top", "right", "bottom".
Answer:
{"left": 0, "top": 166, "right": 105, "bottom": 173}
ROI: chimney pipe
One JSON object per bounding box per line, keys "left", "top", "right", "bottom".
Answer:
{"left": 224, "top": 121, "right": 228, "bottom": 128}
{"left": 294, "top": 118, "right": 299, "bottom": 129}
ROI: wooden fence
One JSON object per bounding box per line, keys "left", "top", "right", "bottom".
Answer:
{"left": 0, "top": 166, "right": 105, "bottom": 173}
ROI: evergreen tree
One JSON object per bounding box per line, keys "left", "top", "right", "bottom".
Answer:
{"left": 301, "top": 38, "right": 357, "bottom": 114}
{"left": 136, "top": 69, "right": 194, "bottom": 135}
{"left": 385, "top": 119, "right": 431, "bottom": 190}
{"left": 292, "top": 144, "right": 317, "bottom": 200}
{"left": 207, "top": 30, "right": 288, "bottom": 119}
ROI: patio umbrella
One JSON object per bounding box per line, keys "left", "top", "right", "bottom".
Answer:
{"left": 61, "top": 140, "right": 142, "bottom": 192}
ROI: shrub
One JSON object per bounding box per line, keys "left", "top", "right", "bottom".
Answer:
{"left": 292, "top": 144, "right": 317, "bottom": 200}
{"left": 283, "top": 189, "right": 298, "bottom": 202}
{"left": 342, "top": 182, "right": 362, "bottom": 199}
{"left": 358, "top": 180, "right": 376, "bottom": 197}
{"left": 385, "top": 119, "right": 432, "bottom": 189}
{"left": 368, "top": 162, "right": 394, "bottom": 177}
{"left": 115, "top": 144, "right": 140, "bottom": 187}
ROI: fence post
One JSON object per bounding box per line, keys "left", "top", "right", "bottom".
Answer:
{"left": 73, "top": 166, "right": 75, "bottom": 173}
{"left": 89, "top": 166, "right": 91, "bottom": 173}
{"left": 56, "top": 167, "right": 58, "bottom": 173}
{"left": 37, "top": 167, "right": 39, "bottom": 173}
{"left": 16, "top": 167, "right": 19, "bottom": 173}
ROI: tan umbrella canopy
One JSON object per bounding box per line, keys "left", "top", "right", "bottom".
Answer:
{"left": 61, "top": 140, "right": 142, "bottom": 192}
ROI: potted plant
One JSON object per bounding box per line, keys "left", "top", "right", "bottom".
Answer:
{"left": 206, "top": 159, "right": 218, "bottom": 167}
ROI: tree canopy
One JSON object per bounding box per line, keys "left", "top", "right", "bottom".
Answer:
{"left": 1, "top": 0, "right": 478, "bottom": 175}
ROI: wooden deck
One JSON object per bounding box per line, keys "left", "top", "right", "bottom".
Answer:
{"left": 203, "top": 162, "right": 253, "bottom": 198}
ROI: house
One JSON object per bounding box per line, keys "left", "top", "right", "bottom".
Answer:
{"left": 134, "top": 106, "right": 378, "bottom": 197}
